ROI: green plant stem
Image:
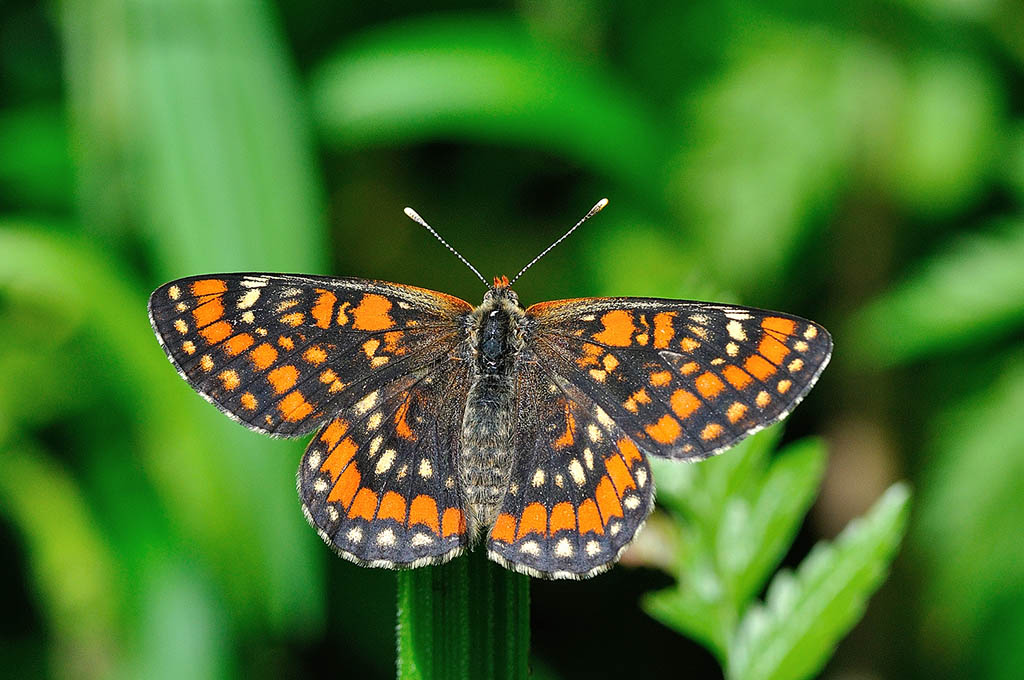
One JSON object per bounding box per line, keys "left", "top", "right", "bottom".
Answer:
{"left": 397, "top": 549, "right": 530, "bottom": 680}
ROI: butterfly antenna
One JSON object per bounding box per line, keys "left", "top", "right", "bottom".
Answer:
{"left": 404, "top": 206, "right": 489, "bottom": 288}
{"left": 509, "top": 198, "right": 608, "bottom": 286}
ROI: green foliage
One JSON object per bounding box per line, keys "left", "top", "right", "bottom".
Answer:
{"left": 642, "top": 430, "right": 910, "bottom": 680}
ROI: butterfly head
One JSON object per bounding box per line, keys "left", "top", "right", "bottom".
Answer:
{"left": 483, "top": 276, "right": 520, "bottom": 307}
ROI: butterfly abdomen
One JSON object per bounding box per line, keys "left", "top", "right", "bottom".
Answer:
{"left": 460, "top": 293, "right": 527, "bottom": 537}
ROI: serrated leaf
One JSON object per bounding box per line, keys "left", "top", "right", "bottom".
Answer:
{"left": 727, "top": 483, "right": 911, "bottom": 680}
{"left": 721, "top": 438, "right": 827, "bottom": 606}
{"left": 849, "top": 220, "right": 1024, "bottom": 365}
{"left": 642, "top": 578, "right": 733, "bottom": 663}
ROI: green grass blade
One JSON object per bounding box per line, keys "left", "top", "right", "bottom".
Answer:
{"left": 727, "top": 483, "right": 911, "bottom": 680}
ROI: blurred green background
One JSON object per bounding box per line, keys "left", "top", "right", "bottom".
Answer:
{"left": 1, "top": 0, "right": 1022, "bottom": 678}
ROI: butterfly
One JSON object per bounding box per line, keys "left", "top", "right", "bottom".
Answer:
{"left": 147, "top": 200, "right": 832, "bottom": 579}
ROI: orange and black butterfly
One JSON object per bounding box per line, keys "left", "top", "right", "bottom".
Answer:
{"left": 148, "top": 200, "right": 831, "bottom": 579}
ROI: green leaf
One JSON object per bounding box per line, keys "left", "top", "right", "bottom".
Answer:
{"left": 310, "top": 15, "right": 662, "bottom": 193}
{"left": 849, "top": 219, "right": 1024, "bottom": 365}
{"left": 727, "top": 483, "right": 911, "bottom": 680}
{"left": 719, "top": 438, "right": 827, "bottom": 606}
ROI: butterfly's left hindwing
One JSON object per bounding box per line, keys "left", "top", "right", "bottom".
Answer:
{"left": 526, "top": 297, "right": 832, "bottom": 461}
{"left": 148, "top": 274, "right": 472, "bottom": 436}
{"left": 299, "top": 358, "right": 471, "bottom": 568}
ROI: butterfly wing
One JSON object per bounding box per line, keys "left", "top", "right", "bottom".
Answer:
{"left": 299, "top": 358, "right": 471, "bottom": 567}
{"left": 149, "top": 273, "right": 475, "bottom": 566}
{"left": 525, "top": 297, "right": 832, "bottom": 460}
{"left": 486, "top": 361, "right": 654, "bottom": 579}
{"left": 148, "top": 274, "right": 472, "bottom": 436}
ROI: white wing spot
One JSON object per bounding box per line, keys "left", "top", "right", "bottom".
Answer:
{"left": 411, "top": 533, "right": 434, "bottom": 547}
{"left": 585, "top": 540, "right": 601, "bottom": 556}
{"left": 418, "top": 458, "right": 433, "bottom": 478}
{"left": 804, "top": 325, "right": 818, "bottom": 339}
{"left": 307, "top": 450, "right": 322, "bottom": 469}
{"left": 366, "top": 412, "right": 383, "bottom": 430}
{"left": 376, "top": 449, "right": 396, "bottom": 474}
{"left": 688, "top": 313, "right": 709, "bottom": 324}
{"left": 173, "top": 319, "right": 188, "bottom": 334}
{"left": 624, "top": 495, "right": 641, "bottom": 510}
{"left": 240, "top": 311, "right": 255, "bottom": 324}
{"left": 554, "top": 474, "right": 564, "bottom": 488}
{"left": 568, "top": 459, "right": 586, "bottom": 486}
{"left": 610, "top": 522, "right": 622, "bottom": 536}
{"left": 376, "top": 528, "right": 396, "bottom": 547}
{"left": 555, "top": 537, "right": 573, "bottom": 558}
{"left": 241, "top": 277, "right": 268, "bottom": 288}
{"left": 326, "top": 506, "right": 339, "bottom": 521}
{"left": 532, "top": 468, "right": 545, "bottom": 487}
{"left": 727, "top": 320, "right": 747, "bottom": 341}
{"left": 313, "top": 478, "right": 328, "bottom": 494}
{"left": 725, "top": 311, "right": 752, "bottom": 321}
{"left": 726, "top": 342, "right": 739, "bottom": 357}
{"left": 167, "top": 285, "right": 181, "bottom": 300}
{"left": 583, "top": 448, "right": 594, "bottom": 470}
{"left": 346, "top": 526, "right": 364, "bottom": 543}
{"left": 237, "top": 288, "right": 261, "bottom": 309}
{"left": 355, "top": 391, "right": 379, "bottom": 414}
{"left": 587, "top": 423, "right": 603, "bottom": 442}
{"left": 368, "top": 435, "right": 383, "bottom": 457}
{"left": 636, "top": 468, "right": 648, "bottom": 488}
{"left": 519, "top": 540, "right": 540, "bottom": 556}
{"left": 594, "top": 406, "right": 614, "bottom": 429}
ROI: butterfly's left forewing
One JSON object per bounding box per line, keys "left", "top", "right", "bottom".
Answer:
{"left": 148, "top": 274, "right": 472, "bottom": 436}
{"left": 526, "top": 297, "right": 832, "bottom": 461}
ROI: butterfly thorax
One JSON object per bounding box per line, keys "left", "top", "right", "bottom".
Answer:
{"left": 460, "top": 285, "right": 527, "bottom": 538}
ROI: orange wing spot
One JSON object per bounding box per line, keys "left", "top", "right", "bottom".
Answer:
{"left": 352, "top": 294, "right": 395, "bottom": 331}
{"left": 516, "top": 503, "right": 548, "bottom": 539}
{"left": 491, "top": 513, "right": 516, "bottom": 543}
{"left": 240, "top": 392, "right": 257, "bottom": 410}
{"left": 727, "top": 402, "right": 748, "bottom": 423}
{"left": 618, "top": 438, "right": 643, "bottom": 465}
{"left": 758, "top": 336, "right": 790, "bottom": 365}
{"left": 696, "top": 372, "right": 725, "bottom": 399}
{"left": 442, "top": 508, "right": 465, "bottom": 537}
{"left": 348, "top": 488, "right": 378, "bottom": 520}
{"left": 701, "top": 423, "right": 723, "bottom": 440}
{"left": 680, "top": 337, "right": 700, "bottom": 352}
{"left": 191, "top": 279, "right": 227, "bottom": 296}
{"left": 192, "top": 297, "right": 224, "bottom": 328}
{"left": 278, "top": 390, "right": 313, "bottom": 421}
{"left": 723, "top": 365, "right": 753, "bottom": 390}
{"left": 303, "top": 345, "right": 328, "bottom": 365}
{"left": 250, "top": 343, "right": 278, "bottom": 370}
{"left": 319, "top": 418, "right": 349, "bottom": 448}
{"left": 267, "top": 365, "right": 299, "bottom": 394}
{"left": 680, "top": 361, "right": 700, "bottom": 375}
{"left": 762, "top": 316, "right": 797, "bottom": 335}
{"left": 593, "top": 310, "right": 635, "bottom": 347}
{"left": 646, "top": 414, "right": 683, "bottom": 444}
{"left": 777, "top": 379, "right": 792, "bottom": 394}
{"left": 605, "top": 455, "right": 635, "bottom": 495}
{"left": 319, "top": 368, "right": 345, "bottom": 393}
{"left": 671, "top": 389, "right": 701, "bottom": 420}
{"left": 756, "top": 390, "right": 772, "bottom": 408}
{"left": 200, "top": 320, "right": 232, "bottom": 345}
{"left": 652, "top": 312, "right": 677, "bottom": 349}
{"left": 280, "top": 312, "right": 305, "bottom": 327}
{"left": 595, "top": 476, "right": 624, "bottom": 521}
{"left": 321, "top": 437, "right": 358, "bottom": 480}
{"left": 378, "top": 491, "right": 407, "bottom": 522}
{"left": 328, "top": 463, "right": 361, "bottom": 508}
{"left": 312, "top": 290, "right": 336, "bottom": 329}
{"left": 624, "top": 388, "right": 651, "bottom": 413}
{"left": 394, "top": 394, "right": 416, "bottom": 440}
{"left": 576, "top": 343, "right": 603, "bottom": 368}
{"left": 409, "top": 495, "right": 440, "bottom": 534}
{"left": 199, "top": 354, "right": 214, "bottom": 371}
{"left": 277, "top": 335, "right": 295, "bottom": 350}
{"left": 549, "top": 502, "right": 577, "bottom": 533}
{"left": 335, "top": 301, "right": 351, "bottom": 326}
{"left": 383, "top": 331, "right": 406, "bottom": 355}
{"left": 219, "top": 370, "right": 240, "bottom": 390}
{"left": 649, "top": 370, "right": 672, "bottom": 387}
{"left": 224, "top": 333, "right": 254, "bottom": 356}
{"left": 577, "top": 499, "right": 604, "bottom": 535}
{"left": 554, "top": 403, "right": 576, "bottom": 449}
{"left": 602, "top": 354, "right": 620, "bottom": 372}
{"left": 744, "top": 355, "right": 776, "bottom": 380}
